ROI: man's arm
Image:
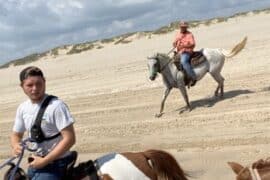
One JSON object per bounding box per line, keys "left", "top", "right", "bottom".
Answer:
{"left": 173, "top": 32, "right": 182, "bottom": 48}
{"left": 44, "top": 124, "right": 76, "bottom": 162}
{"left": 29, "top": 124, "right": 76, "bottom": 169}
{"left": 10, "top": 132, "right": 24, "bottom": 156}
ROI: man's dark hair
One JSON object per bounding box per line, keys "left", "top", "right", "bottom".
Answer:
{"left": 19, "top": 66, "right": 44, "bottom": 83}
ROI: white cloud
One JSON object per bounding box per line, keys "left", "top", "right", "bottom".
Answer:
{"left": 0, "top": 0, "right": 270, "bottom": 64}
{"left": 104, "top": 20, "right": 134, "bottom": 34}
{"left": 0, "top": 22, "right": 11, "bottom": 31}
{"left": 47, "top": 0, "right": 84, "bottom": 16}
{"left": 102, "top": 0, "right": 153, "bottom": 7}
{"left": 112, "top": 20, "right": 133, "bottom": 29}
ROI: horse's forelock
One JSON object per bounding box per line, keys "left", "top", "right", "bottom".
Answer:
{"left": 148, "top": 53, "right": 171, "bottom": 66}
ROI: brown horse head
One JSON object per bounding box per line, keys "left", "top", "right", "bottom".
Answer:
{"left": 228, "top": 161, "right": 270, "bottom": 180}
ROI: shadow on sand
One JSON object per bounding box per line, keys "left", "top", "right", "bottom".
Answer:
{"left": 261, "top": 86, "right": 270, "bottom": 92}
{"left": 191, "top": 89, "right": 254, "bottom": 109}
{"left": 175, "top": 89, "right": 254, "bottom": 113}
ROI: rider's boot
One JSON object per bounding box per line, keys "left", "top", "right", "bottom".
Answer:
{"left": 190, "top": 78, "right": 197, "bottom": 86}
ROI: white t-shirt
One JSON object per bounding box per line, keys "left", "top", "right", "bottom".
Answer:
{"left": 13, "top": 95, "right": 75, "bottom": 157}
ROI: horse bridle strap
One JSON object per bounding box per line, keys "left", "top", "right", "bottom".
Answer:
{"left": 249, "top": 167, "right": 261, "bottom": 180}
{"left": 159, "top": 57, "right": 174, "bottom": 72}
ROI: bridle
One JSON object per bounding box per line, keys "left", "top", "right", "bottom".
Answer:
{"left": 148, "top": 47, "right": 175, "bottom": 73}
{"left": 158, "top": 56, "right": 174, "bottom": 72}
{"left": 248, "top": 167, "right": 261, "bottom": 180}
{"left": 158, "top": 47, "right": 175, "bottom": 72}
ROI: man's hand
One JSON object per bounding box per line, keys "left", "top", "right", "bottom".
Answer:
{"left": 28, "top": 155, "right": 49, "bottom": 169}
{"left": 174, "top": 42, "right": 185, "bottom": 49}
{"left": 12, "top": 143, "right": 22, "bottom": 157}
{"left": 11, "top": 132, "right": 24, "bottom": 157}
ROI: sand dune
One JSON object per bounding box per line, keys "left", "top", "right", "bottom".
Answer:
{"left": 0, "top": 11, "right": 270, "bottom": 179}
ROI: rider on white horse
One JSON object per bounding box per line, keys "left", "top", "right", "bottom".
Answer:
{"left": 173, "top": 21, "right": 197, "bottom": 86}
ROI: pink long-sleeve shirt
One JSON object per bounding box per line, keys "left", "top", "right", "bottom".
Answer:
{"left": 173, "top": 31, "right": 195, "bottom": 53}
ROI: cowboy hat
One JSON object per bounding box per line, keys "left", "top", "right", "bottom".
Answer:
{"left": 179, "top": 21, "right": 189, "bottom": 28}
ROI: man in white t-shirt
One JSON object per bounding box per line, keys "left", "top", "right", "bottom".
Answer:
{"left": 10, "top": 66, "right": 76, "bottom": 179}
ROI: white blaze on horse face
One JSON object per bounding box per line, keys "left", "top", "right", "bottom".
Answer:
{"left": 148, "top": 58, "right": 158, "bottom": 80}
{"left": 98, "top": 153, "right": 150, "bottom": 180}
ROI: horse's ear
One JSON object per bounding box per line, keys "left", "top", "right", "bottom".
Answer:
{"left": 228, "top": 162, "right": 244, "bottom": 174}
{"left": 147, "top": 53, "right": 158, "bottom": 59}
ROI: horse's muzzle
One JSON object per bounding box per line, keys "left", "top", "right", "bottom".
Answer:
{"left": 149, "top": 75, "right": 156, "bottom": 81}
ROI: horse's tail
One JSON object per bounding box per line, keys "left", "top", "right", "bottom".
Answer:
{"left": 220, "top": 36, "right": 247, "bottom": 58}
{"left": 143, "top": 149, "right": 189, "bottom": 180}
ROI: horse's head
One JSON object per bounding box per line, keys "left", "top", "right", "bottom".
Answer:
{"left": 228, "top": 162, "right": 251, "bottom": 180}
{"left": 147, "top": 53, "right": 170, "bottom": 81}
{"left": 147, "top": 53, "right": 160, "bottom": 81}
{"left": 228, "top": 161, "right": 270, "bottom": 180}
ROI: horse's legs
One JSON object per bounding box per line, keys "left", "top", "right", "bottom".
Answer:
{"left": 220, "top": 78, "right": 224, "bottom": 96}
{"left": 214, "top": 84, "right": 220, "bottom": 97}
{"left": 156, "top": 88, "right": 171, "bottom": 118}
{"left": 210, "top": 72, "right": 224, "bottom": 97}
{"left": 179, "top": 85, "right": 191, "bottom": 112}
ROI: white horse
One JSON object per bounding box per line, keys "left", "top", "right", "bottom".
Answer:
{"left": 147, "top": 37, "right": 247, "bottom": 117}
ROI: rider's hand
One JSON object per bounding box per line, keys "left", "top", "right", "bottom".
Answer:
{"left": 12, "top": 143, "right": 22, "bottom": 157}
{"left": 28, "top": 155, "right": 49, "bottom": 169}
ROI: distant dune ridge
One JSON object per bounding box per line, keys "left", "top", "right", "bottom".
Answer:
{"left": 1, "top": 7, "right": 269, "bottom": 69}
{"left": 0, "top": 7, "right": 270, "bottom": 180}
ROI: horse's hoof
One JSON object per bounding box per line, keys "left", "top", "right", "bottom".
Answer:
{"left": 179, "top": 106, "right": 192, "bottom": 114}
{"left": 155, "top": 113, "right": 163, "bottom": 118}
{"left": 179, "top": 110, "right": 185, "bottom": 114}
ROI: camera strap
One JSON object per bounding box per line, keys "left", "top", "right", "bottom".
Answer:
{"left": 30, "top": 95, "right": 60, "bottom": 143}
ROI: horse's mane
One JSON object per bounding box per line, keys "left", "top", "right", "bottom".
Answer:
{"left": 156, "top": 53, "right": 172, "bottom": 64}
{"left": 143, "top": 149, "right": 189, "bottom": 180}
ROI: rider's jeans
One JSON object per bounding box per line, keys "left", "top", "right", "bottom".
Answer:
{"left": 27, "top": 153, "right": 73, "bottom": 180}
{"left": 180, "top": 52, "right": 196, "bottom": 80}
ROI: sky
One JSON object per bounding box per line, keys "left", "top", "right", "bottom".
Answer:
{"left": 0, "top": 0, "right": 270, "bottom": 65}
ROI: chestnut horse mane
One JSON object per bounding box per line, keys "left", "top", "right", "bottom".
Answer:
{"left": 143, "top": 149, "right": 189, "bottom": 180}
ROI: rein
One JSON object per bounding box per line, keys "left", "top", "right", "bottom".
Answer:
{"left": 159, "top": 57, "right": 174, "bottom": 72}
{"left": 0, "top": 138, "right": 38, "bottom": 180}
{"left": 9, "top": 145, "right": 25, "bottom": 180}
{"left": 249, "top": 167, "right": 261, "bottom": 180}
{"left": 159, "top": 48, "right": 175, "bottom": 72}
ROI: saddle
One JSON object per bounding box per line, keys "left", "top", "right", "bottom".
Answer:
{"left": 173, "top": 50, "right": 206, "bottom": 68}
{"left": 65, "top": 151, "right": 99, "bottom": 180}
{"left": 173, "top": 50, "right": 206, "bottom": 86}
